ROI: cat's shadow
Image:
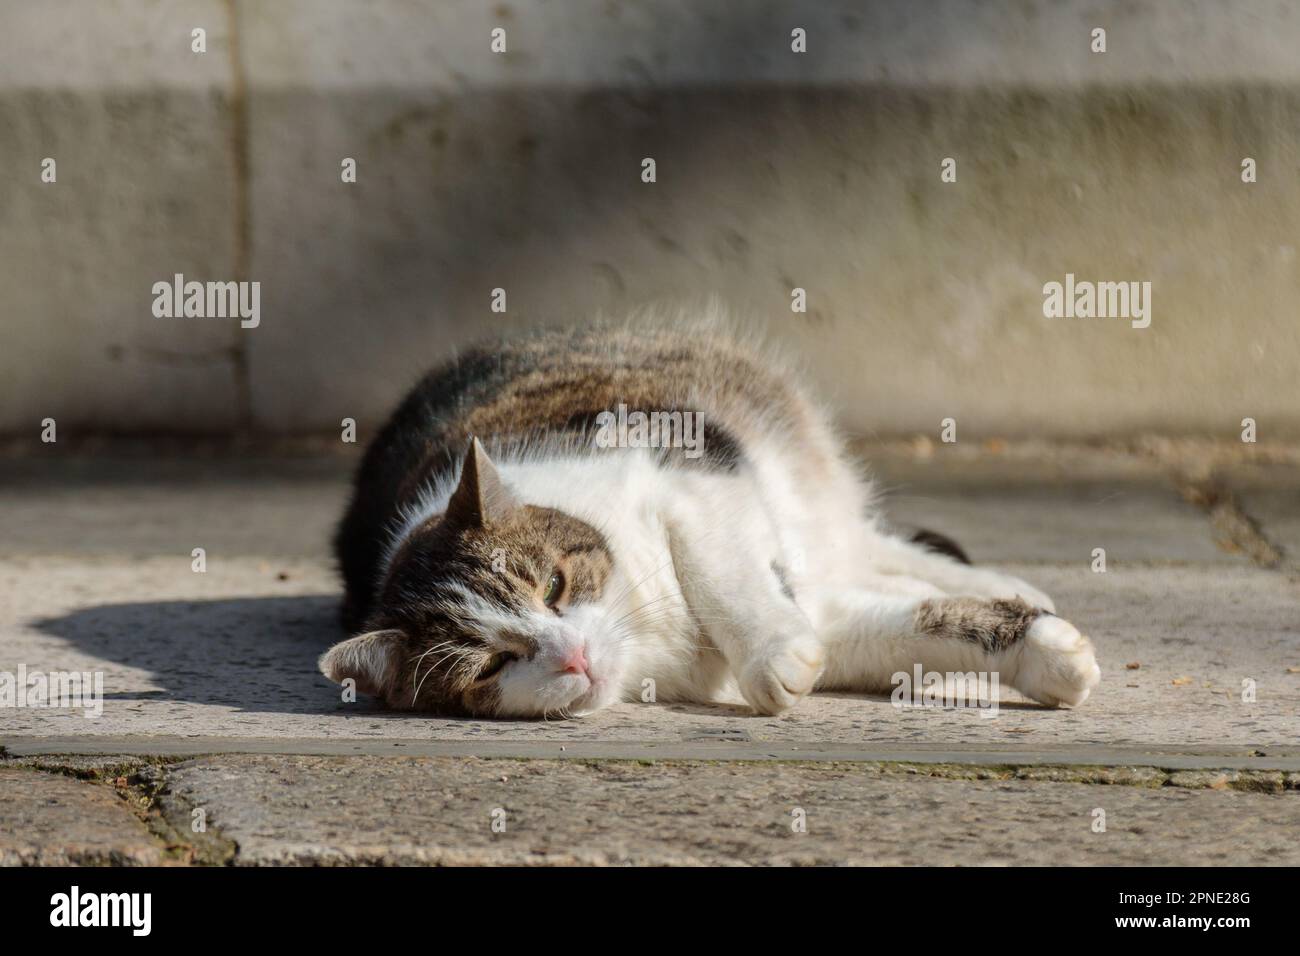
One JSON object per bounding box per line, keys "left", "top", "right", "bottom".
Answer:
{"left": 32, "top": 595, "right": 354, "bottom": 716}
{"left": 31, "top": 596, "right": 797, "bottom": 720}
{"left": 32, "top": 598, "right": 1049, "bottom": 719}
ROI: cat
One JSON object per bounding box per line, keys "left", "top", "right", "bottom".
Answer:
{"left": 322, "top": 319, "right": 1100, "bottom": 718}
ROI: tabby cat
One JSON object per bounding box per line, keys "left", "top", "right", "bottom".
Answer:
{"left": 322, "top": 321, "right": 1100, "bottom": 718}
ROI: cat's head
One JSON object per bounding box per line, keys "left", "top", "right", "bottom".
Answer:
{"left": 320, "top": 439, "right": 627, "bottom": 717}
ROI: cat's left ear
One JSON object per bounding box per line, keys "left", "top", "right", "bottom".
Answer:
{"left": 319, "top": 629, "right": 406, "bottom": 699}
{"left": 445, "top": 437, "right": 519, "bottom": 528}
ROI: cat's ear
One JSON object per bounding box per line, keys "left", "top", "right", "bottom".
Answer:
{"left": 318, "top": 629, "right": 406, "bottom": 699}
{"left": 445, "top": 437, "right": 519, "bottom": 528}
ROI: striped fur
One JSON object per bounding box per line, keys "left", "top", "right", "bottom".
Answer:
{"left": 321, "top": 316, "right": 1100, "bottom": 718}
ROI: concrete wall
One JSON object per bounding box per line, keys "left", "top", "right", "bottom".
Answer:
{"left": 2, "top": 0, "right": 1298, "bottom": 440}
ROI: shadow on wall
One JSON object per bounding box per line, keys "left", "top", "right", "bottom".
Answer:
{"left": 246, "top": 85, "right": 1300, "bottom": 438}
{"left": 33, "top": 595, "right": 362, "bottom": 716}
{"left": 10, "top": 80, "right": 1298, "bottom": 436}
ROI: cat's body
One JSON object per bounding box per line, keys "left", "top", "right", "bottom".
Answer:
{"left": 323, "top": 321, "right": 1100, "bottom": 717}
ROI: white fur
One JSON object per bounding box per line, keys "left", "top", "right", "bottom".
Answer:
{"left": 381, "top": 425, "right": 1099, "bottom": 716}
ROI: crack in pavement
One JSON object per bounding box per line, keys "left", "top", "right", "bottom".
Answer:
{"left": 14, "top": 755, "right": 239, "bottom": 865}
{"left": 5, "top": 752, "right": 1294, "bottom": 868}
{"left": 1174, "top": 473, "right": 1287, "bottom": 569}
{"left": 6, "top": 736, "right": 1300, "bottom": 771}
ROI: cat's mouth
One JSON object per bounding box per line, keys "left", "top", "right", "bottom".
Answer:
{"left": 563, "top": 672, "right": 611, "bottom": 717}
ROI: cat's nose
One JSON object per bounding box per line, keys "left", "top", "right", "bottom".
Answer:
{"left": 560, "top": 647, "right": 589, "bottom": 676}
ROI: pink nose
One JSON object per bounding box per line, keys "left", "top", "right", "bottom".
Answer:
{"left": 561, "top": 647, "right": 589, "bottom": 676}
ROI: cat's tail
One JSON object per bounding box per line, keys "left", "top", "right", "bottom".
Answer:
{"left": 909, "top": 528, "right": 972, "bottom": 566}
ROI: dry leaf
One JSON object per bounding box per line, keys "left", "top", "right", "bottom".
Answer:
{"left": 1125, "top": 662, "right": 1141, "bottom": 670}
{"left": 1171, "top": 676, "right": 1193, "bottom": 686}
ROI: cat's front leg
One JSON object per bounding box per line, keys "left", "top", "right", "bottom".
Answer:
{"left": 735, "top": 630, "right": 826, "bottom": 716}
{"left": 917, "top": 597, "right": 1101, "bottom": 706}
{"left": 666, "top": 522, "right": 823, "bottom": 716}
{"left": 810, "top": 589, "right": 1100, "bottom": 707}
{"left": 1004, "top": 612, "right": 1102, "bottom": 707}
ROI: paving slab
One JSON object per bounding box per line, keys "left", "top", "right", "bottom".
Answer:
{"left": 0, "top": 458, "right": 346, "bottom": 559}
{"left": 872, "top": 455, "right": 1240, "bottom": 566}
{"left": 2, "top": 454, "right": 1295, "bottom": 867}
{"left": 2, "top": 457, "right": 1295, "bottom": 759}
{"left": 153, "top": 754, "right": 1300, "bottom": 866}
{"left": 0, "top": 767, "right": 166, "bottom": 866}
{"left": 3, "top": 557, "right": 1297, "bottom": 754}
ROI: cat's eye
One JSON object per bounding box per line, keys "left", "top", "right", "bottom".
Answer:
{"left": 542, "top": 569, "right": 565, "bottom": 609}
{"left": 478, "top": 651, "right": 517, "bottom": 681}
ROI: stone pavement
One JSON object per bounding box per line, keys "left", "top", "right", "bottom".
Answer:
{"left": 1, "top": 443, "right": 1297, "bottom": 864}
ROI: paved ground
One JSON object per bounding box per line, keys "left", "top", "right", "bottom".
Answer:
{"left": 9, "top": 754, "right": 1296, "bottom": 867}
{"left": 2, "top": 442, "right": 1297, "bottom": 864}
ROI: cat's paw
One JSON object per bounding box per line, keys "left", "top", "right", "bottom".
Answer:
{"left": 739, "top": 635, "right": 825, "bottom": 716}
{"left": 1011, "top": 614, "right": 1100, "bottom": 707}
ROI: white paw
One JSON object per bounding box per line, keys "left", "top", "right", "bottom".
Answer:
{"left": 1012, "top": 615, "right": 1100, "bottom": 707}
{"left": 739, "top": 635, "right": 825, "bottom": 716}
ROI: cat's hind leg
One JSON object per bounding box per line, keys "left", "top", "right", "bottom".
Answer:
{"left": 865, "top": 530, "right": 1057, "bottom": 612}
{"left": 907, "top": 528, "right": 971, "bottom": 565}
{"left": 806, "top": 588, "right": 1100, "bottom": 707}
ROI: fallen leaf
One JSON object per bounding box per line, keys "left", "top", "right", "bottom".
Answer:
{"left": 1171, "top": 676, "right": 1193, "bottom": 686}
{"left": 1125, "top": 662, "right": 1141, "bottom": 670}
{"left": 1287, "top": 666, "right": 1300, "bottom": 674}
